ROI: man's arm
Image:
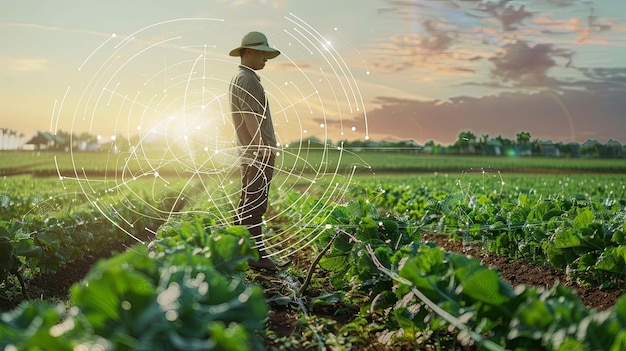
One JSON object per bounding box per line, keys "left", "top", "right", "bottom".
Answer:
{"left": 242, "top": 112, "right": 271, "bottom": 160}
{"left": 242, "top": 111, "right": 263, "bottom": 146}
{"left": 232, "top": 73, "right": 271, "bottom": 157}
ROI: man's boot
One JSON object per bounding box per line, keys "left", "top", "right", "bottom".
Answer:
{"left": 245, "top": 221, "right": 278, "bottom": 270}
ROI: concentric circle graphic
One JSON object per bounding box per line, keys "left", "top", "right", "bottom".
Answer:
{"left": 51, "top": 14, "right": 372, "bottom": 258}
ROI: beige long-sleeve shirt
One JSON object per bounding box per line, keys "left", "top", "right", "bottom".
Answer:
{"left": 229, "top": 65, "right": 276, "bottom": 154}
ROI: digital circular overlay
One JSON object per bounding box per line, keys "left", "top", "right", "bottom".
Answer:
{"left": 50, "top": 15, "right": 372, "bottom": 258}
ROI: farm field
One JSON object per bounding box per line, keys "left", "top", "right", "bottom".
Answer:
{"left": 1, "top": 150, "right": 626, "bottom": 350}
{"left": 2, "top": 149, "right": 626, "bottom": 177}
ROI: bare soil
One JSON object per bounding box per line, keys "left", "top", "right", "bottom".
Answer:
{"left": 260, "top": 233, "right": 624, "bottom": 350}
{"left": 0, "top": 239, "right": 132, "bottom": 312}
{"left": 423, "top": 233, "right": 624, "bottom": 311}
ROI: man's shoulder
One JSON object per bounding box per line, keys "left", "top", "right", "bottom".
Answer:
{"left": 232, "top": 68, "right": 261, "bottom": 90}
{"left": 236, "top": 66, "right": 257, "bottom": 77}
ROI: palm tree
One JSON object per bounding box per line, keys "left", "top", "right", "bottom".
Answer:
{"left": 495, "top": 134, "right": 513, "bottom": 146}
{"left": 8, "top": 129, "right": 17, "bottom": 150}
{"left": 0, "top": 128, "right": 8, "bottom": 150}
{"left": 481, "top": 134, "right": 490, "bottom": 144}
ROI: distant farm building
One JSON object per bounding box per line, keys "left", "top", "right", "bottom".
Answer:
{"left": 539, "top": 141, "right": 560, "bottom": 157}
{"left": 24, "top": 131, "right": 64, "bottom": 150}
{"left": 581, "top": 139, "right": 622, "bottom": 158}
{"left": 565, "top": 142, "right": 581, "bottom": 158}
{"left": 598, "top": 139, "right": 623, "bottom": 158}
{"left": 483, "top": 140, "right": 502, "bottom": 156}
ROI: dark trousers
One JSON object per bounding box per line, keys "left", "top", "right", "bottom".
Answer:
{"left": 235, "top": 154, "right": 275, "bottom": 243}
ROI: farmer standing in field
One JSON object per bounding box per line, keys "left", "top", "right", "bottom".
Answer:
{"left": 229, "top": 31, "right": 280, "bottom": 270}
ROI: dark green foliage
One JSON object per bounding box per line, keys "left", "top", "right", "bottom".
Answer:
{"left": 315, "top": 197, "right": 626, "bottom": 350}
{"left": 1, "top": 220, "right": 268, "bottom": 351}
{"left": 319, "top": 200, "right": 419, "bottom": 292}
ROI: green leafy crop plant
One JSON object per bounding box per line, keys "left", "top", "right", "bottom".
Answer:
{"left": 0, "top": 175, "right": 194, "bottom": 305}
{"left": 314, "top": 200, "right": 626, "bottom": 350}
{"left": 353, "top": 173, "right": 626, "bottom": 288}
{"left": 2, "top": 158, "right": 626, "bottom": 350}
{"left": 1, "top": 220, "right": 269, "bottom": 351}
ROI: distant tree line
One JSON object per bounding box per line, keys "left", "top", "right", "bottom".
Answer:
{"left": 4, "top": 129, "right": 132, "bottom": 152}
{"left": 3, "top": 128, "right": 624, "bottom": 158}
{"left": 290, "top": 131, "right": 624, "bottom": 158}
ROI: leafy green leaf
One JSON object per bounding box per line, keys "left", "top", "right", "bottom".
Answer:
{"left": 209, "top": 231, "right": 256, "bottom": 274}
{"left": 0, "top": 302, "right": 78, "bottom": 350}
{"left": 595, "top": 247, "right": 626, "bottom": 273}
{"left": 573, "top": 208, "right": 594, "bottom": 231}
{"left": 450, "top": 255, "right": 513, "bottom": 305}
{"left": 398, "top": 245, "right": 446, "bottom": 301}
{"left": 553, "top": 229, "right": 582, "bottom": 249}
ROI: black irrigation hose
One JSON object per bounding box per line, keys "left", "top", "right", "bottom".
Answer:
{"left": 299, "top": 232, "right": 337, "bottom": 294}
{"left": 364, "top": 244, "right": 506, "bottom": 351}
{"left": 14, "top": 269, "right": 30, "bottom": 301}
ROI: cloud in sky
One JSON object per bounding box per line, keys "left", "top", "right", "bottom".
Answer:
{"left": 322, "top": 82, "right": 626, "bottom": 144}
{"left": 370, "top": 0, "right": 602, "bottom": 86}
{"left": 0, "top": 57, "right": 48, "bottom": 73}
{"left": 489, "top": 40, "right": 572, "bottom": 87}
{"left": 342, "top": 0, "right": 626, "bottom": 144}
{"left": 0, "top": 21, "right": 115, "bottom": 40}
{"left": 1, "top": 22, "right": 61, "bottom": 31}
{"left": 478, "top": 0, "right": 533, "bottom": 31}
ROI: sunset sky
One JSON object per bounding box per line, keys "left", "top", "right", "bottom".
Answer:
{"left": 2, "top": 0, "right": 626, "bottom": 147}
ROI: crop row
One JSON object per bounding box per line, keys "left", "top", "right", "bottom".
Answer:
{"left": 4, "top": 196, "right": 626, "bottom": 350}
{"left": 0, "top": 176, "right": 184, "bottom": 301}
{"left": 314, "top": 200, "right": 626, "bottom": 350}
{"left": 358, "top": 173, "right": 626, "bottom": 287}
{"left": 1, "top": 221, "right": 268, "bottom": 350}
{"left": 2, "top": 171, "right": 626, "bottom": 349}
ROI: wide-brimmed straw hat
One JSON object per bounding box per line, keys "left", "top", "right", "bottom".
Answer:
{"left": 229, "top": 31, "right": 281, "bottom": 59}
